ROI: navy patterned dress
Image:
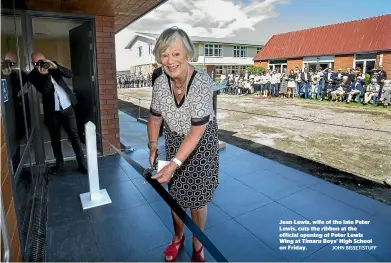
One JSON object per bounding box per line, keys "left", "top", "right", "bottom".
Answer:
{"left": 150, "top": 69, "right": 219, "bottom": 209}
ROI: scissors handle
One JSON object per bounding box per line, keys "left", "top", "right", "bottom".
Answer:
{"left": 152, "top": 148, "right": 159, "bottom": 170}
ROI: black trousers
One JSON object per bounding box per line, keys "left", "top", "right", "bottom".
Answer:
{"left": 47, "top": 107, "right": 85, "bottom": 165}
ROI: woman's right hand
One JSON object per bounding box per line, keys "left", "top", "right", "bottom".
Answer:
{"left": 149, "top": 145, "right": 160, "bottom": 167}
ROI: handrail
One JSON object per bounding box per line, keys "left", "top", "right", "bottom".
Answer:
{"left": 1, "top": 194, "right": 10, "bottom": 263}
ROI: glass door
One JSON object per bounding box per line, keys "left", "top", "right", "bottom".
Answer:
{"left": 1, "top": 11, "right": 39, "bottom": 261}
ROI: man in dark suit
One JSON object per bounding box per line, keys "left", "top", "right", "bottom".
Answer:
{"left": 28, "top": 52, "right": 87, "bottom": 174}
{"left": 152, "top": 66, "right": 164, "bottom": 136}
{"left": 346, "top": 77, "right": 364, "bottom": 103}
{"left": 300, "top": 67, "right": 312, "bottom": 98}
{"left": 322, "top": 68, "right": 335, "bottom": 100}
{"left": 2, "top": 52, "right": 30, "bottom": 172}
{"left": 2, "top": 52, "right": 30, "bottom": 140}
{"left": 151, "top": 66, "right": 163, "bottom": 86}
{"left": 376, "top": 65, "right": 388, "bottom": 98}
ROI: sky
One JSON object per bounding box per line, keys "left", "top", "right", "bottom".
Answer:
{"left": 115, "top": 0, "right": 391, "bottom": 70}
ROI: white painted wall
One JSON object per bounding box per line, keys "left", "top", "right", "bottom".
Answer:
{"left": 192, "top": 43, "right": 257, "bottom": 65}
{"left": 193, "top": 56, "right": 254, "bottom": 65}
{"left": 128, "top": 37, "right": 259, "bottom": 67}
{"left": 128, "top": 39, "right": 156, "bottom": 67}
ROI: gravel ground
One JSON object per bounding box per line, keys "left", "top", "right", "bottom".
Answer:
{"left": 118, "top": 88, "right": 391, "bottom": 204}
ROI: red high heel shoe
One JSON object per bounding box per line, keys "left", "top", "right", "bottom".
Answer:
{"left": 191, "top": 245, "right": 205, "bottom": 262}
{"left": 164, "top": 234, "right": 185, "bottom": 262}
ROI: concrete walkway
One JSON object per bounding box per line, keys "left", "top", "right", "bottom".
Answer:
{"left": 45, "top": 110, "right": 391, "bottom": 262}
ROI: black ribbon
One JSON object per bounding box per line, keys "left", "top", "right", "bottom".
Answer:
{"left": 99, "top": 135, "right": 228, "bottom": 262}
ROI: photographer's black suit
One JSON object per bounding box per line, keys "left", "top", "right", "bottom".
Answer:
{"left": 27, "top": 63, "right": 85, "bottom": 168}
{"left": 8, "top": 70, "right": 30, "bottom": 140}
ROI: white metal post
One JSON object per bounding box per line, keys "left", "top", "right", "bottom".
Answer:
{"left": 79, "top": 121, "right": 112, "bottom": 209}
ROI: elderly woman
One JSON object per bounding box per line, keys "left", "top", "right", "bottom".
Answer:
{"left": 147, "top": 27, "right": 219, "bottom": 262}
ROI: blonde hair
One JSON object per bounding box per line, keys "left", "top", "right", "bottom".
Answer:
{"left": 153, "top": 27, "right": 195, "bottom": 64}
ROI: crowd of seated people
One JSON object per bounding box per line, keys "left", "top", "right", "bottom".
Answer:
{"left": 218, "top": 65, "right": 389, "bottom": 107}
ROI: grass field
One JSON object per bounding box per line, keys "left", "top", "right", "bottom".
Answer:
{"left": 118, "top": 88, "right": 391, "bottom": 188}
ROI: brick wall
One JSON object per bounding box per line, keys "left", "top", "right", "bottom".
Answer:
{"left": 334, "top": 54, "right": 354, "bottom": 71}
{"left": 254, "top": 60, "right": 268, "bottom": 69}
{"left": 377, "top": 51, "right": 391, "bottom": 77}
{"left": 95, "top": 15, "right": 120, "bottom": 154}
{"left": 1, "top": 113, "right": 22, "bottom": 262}
{"left": 287, "top": 58, "right": 303, "bottom": 70}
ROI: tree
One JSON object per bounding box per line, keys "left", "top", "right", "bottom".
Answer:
{"left": 246, "top": 66, "right": 265, "bottom": 74}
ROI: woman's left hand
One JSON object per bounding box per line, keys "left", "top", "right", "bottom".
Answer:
{"left": 151, "top": 161, "right": 177, "bottom": 184}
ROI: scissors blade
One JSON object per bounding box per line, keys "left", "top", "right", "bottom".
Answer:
{"left": 143, "top": 168, "right": 154, "bottom": 178}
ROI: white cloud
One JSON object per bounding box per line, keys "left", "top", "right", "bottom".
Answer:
{"left": 115, "top": 0, "right": 288, "bottom": 70}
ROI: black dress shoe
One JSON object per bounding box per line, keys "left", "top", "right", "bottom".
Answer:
{"left": 50, "top": 161, "right": 64, "bottom": 175}
{"left": 77, "top": 164, "right": 88, "bottom": 174}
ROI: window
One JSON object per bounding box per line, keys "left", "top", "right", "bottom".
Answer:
{"left": 354, "top": 53, "right": 376, "bottom": 74}
{"left": 137, "top": 46, "right": 142, "bottom": 57}
{"left": 148, "top": 44, "right": 153, "bottom": 54}
{"left": 256, "top": 47, "right": 261, "bottom": 53}
{"left": 269, "top": 60, "right": 287, "bottom": 73}
{"left": 215, "top": 65, "right": 223, "bottom": 75}
{"left": 233, "top": 46, "right": 247, "bottom": 57}
{"left": 302, "top": 56, "right": 335, "bottom": 71}
{"left": 204, "top": 44, "right": 222, "bottom": 57}
{"left": 217, "top": 65, "right": 248, "bottom": 76}
{"left": 269, "top": 59, "right": 287, "bottom": 64}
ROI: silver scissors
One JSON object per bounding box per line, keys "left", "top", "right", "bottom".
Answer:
{"left": 143, "top": 148, "right": 159, "bottom": 183}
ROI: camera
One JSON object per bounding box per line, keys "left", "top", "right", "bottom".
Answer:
{"left": 34, "top": 60, "right": 50, "bottom": 69}
{"left": 1, "top": 60, "right": 16, "bottom": 69}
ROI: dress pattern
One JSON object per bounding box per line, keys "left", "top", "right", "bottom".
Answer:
{"left": 150, "top": 69, "right": 219, "bottom": 209}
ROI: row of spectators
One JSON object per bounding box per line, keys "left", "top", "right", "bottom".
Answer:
{"left": 117, "top": 73, "right": 152, "bottom": 88}
{"left": 219, "top": 66, "right": 389, "bottom": 107}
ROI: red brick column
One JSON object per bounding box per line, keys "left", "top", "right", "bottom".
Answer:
{"left": 95, "top": 15, "right": 120, "bottom": 154}
{"left": 254, "top": 60, "right": 268, "bottom": 69}
{"left": 1, "top": 113, "right": 22, "bottom": 262}
{"left": 377, "top": 51, "right": 391, "bottom": 77}
{"left": 287, "top": 58, "right": 303, "bottom": 70}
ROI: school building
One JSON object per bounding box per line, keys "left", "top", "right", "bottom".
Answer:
{"left": 253, "top": 14, "right": 391, "bottom": 76}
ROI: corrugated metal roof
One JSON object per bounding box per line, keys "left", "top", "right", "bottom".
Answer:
{"left": 254, "top": 14, "right": 391, "bottom": 61}
{"left": 135, "top": 32, "right": 263, "bottom": 46}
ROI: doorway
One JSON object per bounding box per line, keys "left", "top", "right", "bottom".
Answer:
{"left": 30, "top": 16, "right": 100, "bottom": 162}
{"left": 1, "top": 9, "right": 100, "bottom": 261}
{"left": 268, "top": 62, "right": 287, "bottom": 73}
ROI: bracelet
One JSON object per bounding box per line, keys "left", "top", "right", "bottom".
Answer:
{"left": 172, "top": 157, "right": 182, "bottom": 167}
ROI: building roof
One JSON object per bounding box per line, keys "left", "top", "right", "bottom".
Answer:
{"left": 19, "top": 0, "right": 167, "bottom": 33}
{"left": 125, "top": 32, "right": 263, "bottom": 49}
{"left": 254, "top": 14, "right": 391, "bottom": 61}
